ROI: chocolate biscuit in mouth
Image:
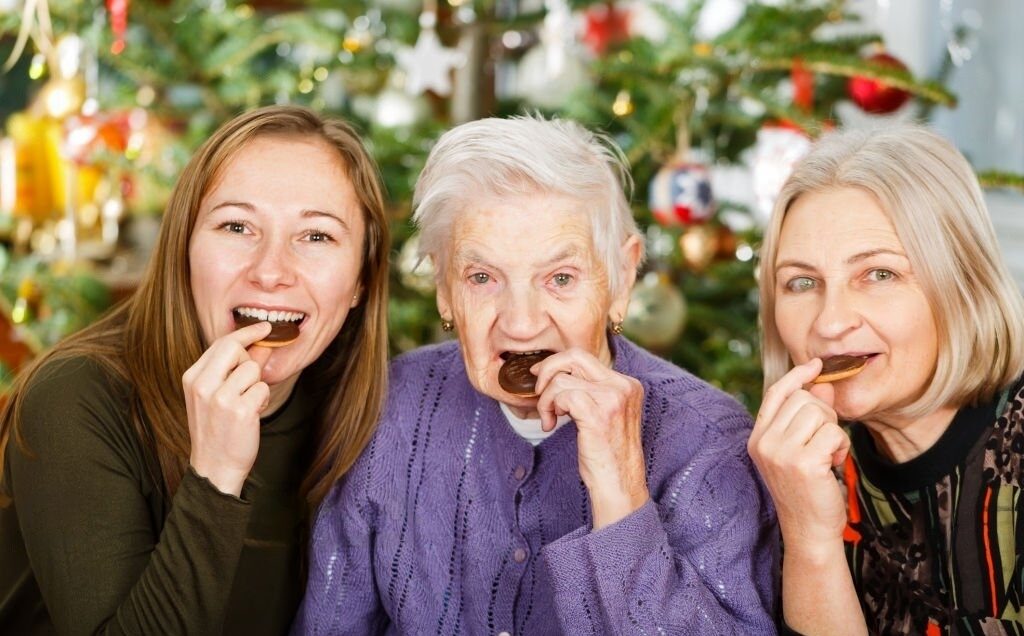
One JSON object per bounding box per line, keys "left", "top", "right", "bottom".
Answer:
{"left": 233, "top": 307, "right": 304, "bottom": 347}
{"left": 812, "top": 355, "right": 870, "bottom": 384}
{"left": 498, "top": 350, "right": 555, "bottom": 397}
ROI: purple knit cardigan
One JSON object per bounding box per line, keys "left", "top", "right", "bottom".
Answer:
{"left": 293, "top": 337, "right": 778, "bottom": 635}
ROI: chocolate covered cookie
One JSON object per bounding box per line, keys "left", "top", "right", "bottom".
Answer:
{"left": 498, "top": 350, "right": 554, "bottom": 396}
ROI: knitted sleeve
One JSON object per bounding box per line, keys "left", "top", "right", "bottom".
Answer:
{"left": 291, "top": 442, "right": 387, "bottom": 635}
{"left": 541, "top": 402, "right": 778, "bottom": 635}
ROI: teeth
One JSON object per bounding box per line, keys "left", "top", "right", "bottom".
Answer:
{"left": 234, "top": 307, "right": 305, "bottom": 323}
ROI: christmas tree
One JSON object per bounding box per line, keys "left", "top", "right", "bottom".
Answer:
{"left": 1, "top": 0, "right": 995, "bottom": 408}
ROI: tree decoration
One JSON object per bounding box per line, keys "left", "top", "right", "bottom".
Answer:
{"left": 396, "top": 6, "right": 464, "bottom": 97}
{"left": 648, "top": 117, "right": 714, "bottom": 227}
{"left": 106, "top": 0, "right": 129, "bottom": 55}
{"left": 582, "top": 2, "right": 630, "bottom": 56}
{"left": 623, "top": 271, "right": 687, "bottom": 349}
{"left": 679, "top": 223, "right": 719, "bottom": 272}
{"left": 515, "top": 0, "right": 590, "bottom": 110}
{"left": 848, "top": 52, "right": 912, "bottom": 114}
{"left": 751, "top": 122, "right": 811, "bottom": 223}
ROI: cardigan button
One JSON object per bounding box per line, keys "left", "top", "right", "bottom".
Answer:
{"left": 498, "top": 632, "right": 512, "bottom": 636}
{"left": 513, "top": 547, "right": 528, "bottom": 563}
{"left": 513, "top": 465, "right": 526, "bottom": 480}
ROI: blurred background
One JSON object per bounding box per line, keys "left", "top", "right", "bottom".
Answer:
{"left": 0, "top": 0, "right": 1021, "bottom": 409}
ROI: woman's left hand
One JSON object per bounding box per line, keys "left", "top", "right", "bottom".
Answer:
{"left": 533, "top": 348, "right": 649, "bottom": 529}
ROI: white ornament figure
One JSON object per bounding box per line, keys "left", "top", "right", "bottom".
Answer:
{"left": 396, "top": 12, "right": 464, "bottom": 97}
{"left": 751, "top": 124, "right": 812, "bottom": 223}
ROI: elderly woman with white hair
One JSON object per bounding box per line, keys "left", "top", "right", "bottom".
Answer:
{"left": 747, "top": 125, "right": 1024, "bottom": 635}
{"left": 292, "top": 115, "right": 778, "bottom": 634}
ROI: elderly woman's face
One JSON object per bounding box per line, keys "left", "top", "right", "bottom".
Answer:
{"left": 773, "top": 187, "right": 938, "bottom": 421}
{"left": 437, "top": 193, "right": 628, "bottom": 411}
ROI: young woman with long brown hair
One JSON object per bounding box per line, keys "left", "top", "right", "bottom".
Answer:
{"left": 0, "top": 105, "right": 390, "bottom": 635}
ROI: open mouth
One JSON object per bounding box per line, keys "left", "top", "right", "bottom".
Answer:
{"left": 233, "top": 306, "right": 306, "bottom": 345}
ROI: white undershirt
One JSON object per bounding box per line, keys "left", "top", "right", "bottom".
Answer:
{"left": 499, "top": 403, "right": 571, "bottom": 446}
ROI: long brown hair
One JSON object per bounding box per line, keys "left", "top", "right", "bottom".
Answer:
{"left": 0, "top": 105, "right": 390, "bottom": 509}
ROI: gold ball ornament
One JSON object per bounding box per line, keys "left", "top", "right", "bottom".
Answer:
{"left": 623, "top": 271, "right": 687, "bottom": 349}
{"left": 37, "top": 76, "right": 87, "bottom": 120}
{"left": 679, "top": 224, "right": 719, "bottom": 271}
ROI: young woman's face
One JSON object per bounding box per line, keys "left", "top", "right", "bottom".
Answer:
{"left": 189, "top": 135, "right": 365, "bottom": 387}
{"left": 773, "top": 187, "right": 939, "bottom": 421}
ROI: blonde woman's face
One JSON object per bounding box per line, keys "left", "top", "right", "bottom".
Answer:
{"left": 189, "top": 135, "right": 365, "bottom": 387}
{"left": 773, "top": 187, "right": 938, "bottom": 421}
{"left": 436, "top": 193, "right": 624, "bottom": 413}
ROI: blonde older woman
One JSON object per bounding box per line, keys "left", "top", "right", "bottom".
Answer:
{"left": 748, "top": 125, "right": 1024, "bottom": 635}
{"left": 294, "top": 115, "right": 777, "bottom": 634}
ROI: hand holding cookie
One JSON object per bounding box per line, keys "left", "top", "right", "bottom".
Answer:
{"left": 532, "top": 348, "right": 649, "bottom": 530}
{"left": 748, "top": 359, "right": 849, "bottom": 547}
{"left": 183, "top": 321, "right": 274, "bottom": 496}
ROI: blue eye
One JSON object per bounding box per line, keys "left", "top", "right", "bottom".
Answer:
{"left": 785, "top": 276, "right": 816, "bottom": 292}
{"left": 470, "top": 273, "right": 491, "bottom": 285}
{"left": 551, "top": 273, "right": 573, "bottom": 287}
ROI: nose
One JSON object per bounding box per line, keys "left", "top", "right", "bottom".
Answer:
{"left": 497, "top": 281, "right": 546, "bottom": 340}
{"left": 812, "top": 284, "right": 862, "bottom": 340}
{"left": 247, "top": 234, "right": 297, "bottom": 290}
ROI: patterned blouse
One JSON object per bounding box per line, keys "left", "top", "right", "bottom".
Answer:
{"left": 843, "top": 374, "right": 1024, "bottom": 635}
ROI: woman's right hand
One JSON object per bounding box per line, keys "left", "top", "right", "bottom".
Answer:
{"left": 182, "top": 321, "right": 273, "bottom": 496}
{"left": 747, "top": 359, "right": 850, "bottom": 550}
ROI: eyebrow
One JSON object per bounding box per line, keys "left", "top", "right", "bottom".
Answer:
{"left": 208, "top": 201, "right": 351, "bottom": 232}
{"left": 775, "top": 248, "right": 908, "bottom": 272}
{"left": 454, "top": 246, "right": 583, "bottom": 269}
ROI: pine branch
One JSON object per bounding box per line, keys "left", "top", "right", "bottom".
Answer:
{"left": 978, "top": 171, "right": 1024, "bottom": 193}
{"left": 755, "top": 55, "right": 957, "bottom": 107}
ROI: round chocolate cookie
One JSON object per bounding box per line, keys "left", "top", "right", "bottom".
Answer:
{"left": 234, "top": 313, "right": 300, "bottom": 347}
{"left": 813, "top": 354, "right": 869, "bottom": 383}
{"left": 498, "top": 350, "right": 555, "bottom": 396}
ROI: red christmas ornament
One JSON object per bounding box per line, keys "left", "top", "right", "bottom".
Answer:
{"left": 848, "top": 52, "right": 911, "bottom": 114}
{"left": 583, "top": 2, "right": 630, "bottom": 56}
{"left": 107, "top": 0, "right": 129, "bottom": 55}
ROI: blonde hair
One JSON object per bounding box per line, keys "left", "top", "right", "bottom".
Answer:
{"left": 760, "top": 124, "right": 1024, "bottom": 418}
{"left": 1, "top": 105, "right": 390, "bottom": 509}
{"left": 412, "top": 114, "right": 644, "bottom": 294}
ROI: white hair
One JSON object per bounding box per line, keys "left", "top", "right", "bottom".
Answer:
{"left": 760, "top": 124, "right": 1024, "bottom": 416}
{"left": 412, "top": 114, "right": 644, "bottom": 294}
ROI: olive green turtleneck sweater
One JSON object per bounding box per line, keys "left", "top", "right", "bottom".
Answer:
{"left": 0, "top": 355, "right": 314, "bottom": 635}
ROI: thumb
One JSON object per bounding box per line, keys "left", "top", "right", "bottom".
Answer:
{"left": 808, "top": 381, "right": 835, "bottom": 407}
{"left": 247, "top": 344, "right": 274, "bottom": 371}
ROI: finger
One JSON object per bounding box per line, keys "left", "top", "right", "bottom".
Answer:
{"left": 808, "top": 381, "right": 835, "bottom": 408}
{"left": 754, "top": 358, "right": 823, "bottom": 432}
{"left": 219, "top": 359, "right": 264, "bottom": 398}
{"left": 532, "top": 348, "right": 612, "bottom": 394}
{"left": 548, "top": 388, "right": 601, "bottom": 432}
{"left": 191, "top": 324, "right": 273, "bottom": 384}
{"left": 246, "top": 343, "right": 274, "bottom": 371}
{"left": 770, "top": 401, "right": 838, "bottom": 454}
{"left": 535, "top": 372, "right": 592, "bottom": 431}
{"left": 229, "top": 321, "right": 274, "bottom": 348}
{"left": 764, "top": 390, "right": 837, "bottom": 442}
{"left": 239, "top": 381, "right": 271, "bottom": 416}
{"left": 803, "top": 422, "right": 852, "bottom": 469}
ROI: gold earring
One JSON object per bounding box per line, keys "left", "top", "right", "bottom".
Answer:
{"left": 441, "top": 318, "right": 454, "bottom": 332}
{"left": 610, "top": 319, "right": 624, "bottom": 335}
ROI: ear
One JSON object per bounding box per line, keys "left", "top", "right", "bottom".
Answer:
{"left": 608, "top": 234, "right": 643, "bottom": 321}
{"left": 433, "top": 257, "right": 453, "bottom": 321}
{"left": 350, "top": 284, "right": 363, "bottom": 308}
